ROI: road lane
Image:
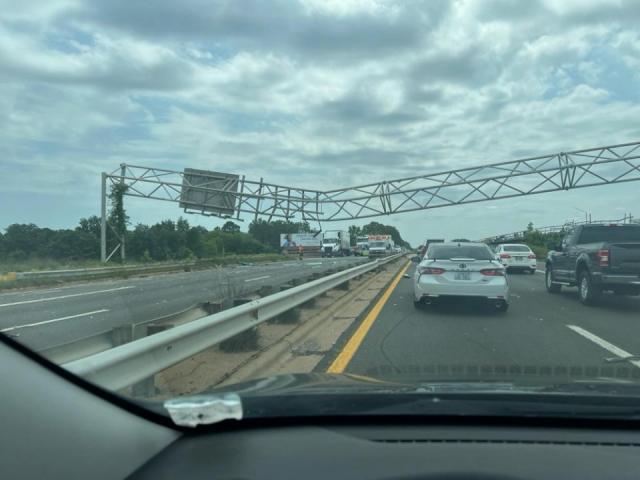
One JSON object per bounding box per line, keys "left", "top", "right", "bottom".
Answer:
{"left": 1, "top": 257, "right": 367, "bottom": 351}
{"left": 340, "top": 264, "right": 640, "bottom": 378}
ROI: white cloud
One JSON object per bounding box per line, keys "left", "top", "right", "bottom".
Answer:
{"left": 1, "top": 0, "right": 639, "bottom": 240}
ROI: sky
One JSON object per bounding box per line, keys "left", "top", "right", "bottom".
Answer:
{"left": 1, "top": 0, "right": 639, "bottom": 246}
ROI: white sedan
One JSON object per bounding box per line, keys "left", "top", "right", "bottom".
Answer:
{"left": 494, "top": 244, "right": 537, "bottom": 274}
{"left": 413, "top": 242, "right": 509, "bottom": 312}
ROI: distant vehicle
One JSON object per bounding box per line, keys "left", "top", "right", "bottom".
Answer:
{"left": 495, "top": 244, "right": 537, "bottom": 274}
{"left": 355, "top": 235, "right": 369, "bottom": 256}
{"left": 451, "top": 238, "right": 471, "bottom": 242}
{"left": 368, "top": 234, "right": 393, "bottom": 257}
{"left": 321, "top": 230, "right": 351, "bottom": 257}
{"left": 393, "top": 246, "right": 402, "bottom": 253}
{"left": 420, "top": 238, "right": 445, "bottom": 258}
{"left": 280, "top": 233, "right": 322, "bottom": 254}
{"left": 545, "top": 224, "right": 640, "bottom": 305}
{"left": 413, "top": 242, "right": 509, "bottom": 312}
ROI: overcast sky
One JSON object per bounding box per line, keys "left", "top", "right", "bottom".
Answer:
{"left": 1, "top": 0, "right": 639, "bottom": 246}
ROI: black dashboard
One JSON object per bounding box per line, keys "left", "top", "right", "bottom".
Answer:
{"left": 3, "top": 335, "right": 640, "bottom": 480}
{"left": 131, "top": 421, "right": 640, "bottom": 479}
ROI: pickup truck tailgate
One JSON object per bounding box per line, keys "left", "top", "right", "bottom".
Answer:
{"left": 610, "top": 243, "right": 640, "bottom": 273}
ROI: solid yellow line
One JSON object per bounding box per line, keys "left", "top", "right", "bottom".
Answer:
{"left": 327, "top": 261, "right": 410, "bottom": 373}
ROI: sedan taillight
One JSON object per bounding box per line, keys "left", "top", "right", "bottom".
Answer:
{"left": 499, "top": 253, "right": 511, "bottom": 259}
{"left": 419, "top": 267, "right": 446, "bottom": 275}
{"left": 528, "top": 254, "right": 536, "bottom": 259}
{"left": 597, "top": 249, "right": 609, "bottom": 267}
{"left": 480, "top": 269, "right": 505, "bottom": 276}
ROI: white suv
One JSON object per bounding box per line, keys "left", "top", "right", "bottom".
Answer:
{"left": 495, "top": 244, "right": 537, "bottom": 274}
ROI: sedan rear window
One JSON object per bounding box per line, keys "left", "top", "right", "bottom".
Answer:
{"left": 503, "top": 245, "right": 531, "bottom": 252}
{"left": 428, "top": 245, "right": 494, "bottom": 260}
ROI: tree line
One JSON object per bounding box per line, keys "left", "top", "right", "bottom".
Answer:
{"left": 0, "top": 216, "right": 411, "bottom": 264}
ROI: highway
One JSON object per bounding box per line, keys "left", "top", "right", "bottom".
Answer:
{"left": 0, "top": 257, "right": 366, "bottom": 352}
{"left": 333, "top": 262, "right": 640, "bottom": 378}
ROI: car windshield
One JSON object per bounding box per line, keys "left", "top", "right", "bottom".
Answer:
{"left": 428, "top": 245, "right": 494, "bottom": 260}
{"left": 2, "top": 0, "right": 640, "bottom": 425}
{"left": 579, "top": 227, "right": 640, "bottom": 243}
{"left": 503, "top": 246, "right": 531, "bottom": 252}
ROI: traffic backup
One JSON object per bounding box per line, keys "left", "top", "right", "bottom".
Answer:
{"left": 413, "top": 242, "right": 509, "bottom": 312}
{"left": 545, "top": 223, "right": 640, "bottom": 305}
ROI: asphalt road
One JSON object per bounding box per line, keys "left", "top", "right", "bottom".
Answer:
{"left": 0, "top": 257, "right": 367, "bottom": 352}
{"left": 344, "top": 263, "right": 640, "bottom": 379}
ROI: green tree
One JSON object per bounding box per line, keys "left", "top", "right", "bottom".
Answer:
{"left": 348, "top": 225, "right": 361, "bottom": 245}
{"left": 77, "top": 216, "right": 101, "bottom": 238}
{"left": 221, "top": 221, "right": 241, "bottom": 233}
{"left": 108, "top": 183, "right": 129, "bottom": 261}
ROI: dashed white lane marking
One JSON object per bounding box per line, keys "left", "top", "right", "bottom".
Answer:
{"left": 567, "top": 324, "right": 640, "bottom": 368}
{"left": 244, "top": 275, "right": 271, "bottom": 283}
{"left": 1, "top": 309, "right": 110, "bottom": 332}
{"left": 0, "top": 286, "right": 135, "bottom": 308}
{"left": 536, "top": 269, "right": 545, "bottom": 274}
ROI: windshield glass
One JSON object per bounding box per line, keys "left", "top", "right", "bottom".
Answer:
{"left": 2, "top": 0, "right": 640, "bottom": 424}
{"left": 428, "top": 245, "right": 494, "bottom": 260}
{"left": 579, "top": 227, "right": 640, "bottom": 243}
{"left": 503, "top": 246, "right": 531, "bottom": 252}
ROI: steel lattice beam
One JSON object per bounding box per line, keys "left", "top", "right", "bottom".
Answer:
{"left": 106, "top": 141, "right": 640, "bottom": 224}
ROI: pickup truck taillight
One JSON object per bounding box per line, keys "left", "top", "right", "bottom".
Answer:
{"left": 527, "top": 254, "right": 536, "bottom": 259}
{"left": 499, "top": 253, "right": 511, "bottom": 259}
{"left": 480, "top": 269, "right": 505, "bottom": 276}
{"left": 597, "top": 249, "right": 610, "bottom": 267}
{"left": 419, "top": 267, "right": 446, "bottom": 275}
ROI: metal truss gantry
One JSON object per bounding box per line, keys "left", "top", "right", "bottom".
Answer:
{"left": 101, "top": 141, "right": 640, "bottom": 261}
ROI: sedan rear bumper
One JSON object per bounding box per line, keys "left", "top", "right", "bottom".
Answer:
{"left": 501, "top": 259, "right": 537, "bottom": 270}
{"left": 414, "top": 277, "right": 509, "bottom": 302}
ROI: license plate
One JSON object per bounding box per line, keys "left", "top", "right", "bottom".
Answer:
{"left": 515, "top": 257, "right": 523, "bottom": 261}
{"left": 455, "top": 271, "right": 471, "bottom": 280}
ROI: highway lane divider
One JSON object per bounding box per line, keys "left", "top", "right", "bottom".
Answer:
{"left": 25, "top": 258, "right": 366, "bottom": 364}
{"left": 61, "top": 254, "right": 404, "bottom": 391}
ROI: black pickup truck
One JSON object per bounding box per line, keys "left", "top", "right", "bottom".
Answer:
{"left": 545, "top": 224, "right": 640, "bottom": 305}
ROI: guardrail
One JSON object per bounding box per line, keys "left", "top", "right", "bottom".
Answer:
{"left": 63, "top": 254, "right": 404, "bottom": 390}
{"left": 481, "top": 215, "right": 637, "bottom": 244}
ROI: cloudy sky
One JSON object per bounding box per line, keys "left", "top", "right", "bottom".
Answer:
{"left": 1, "top": 0, "right": 639, "bottom": 246}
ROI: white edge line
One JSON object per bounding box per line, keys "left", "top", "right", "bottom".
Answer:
{"left": 567, "top": 324, "right": 640, "bottom": 369}
{"left": 1, "top": 309, "right": 110, "bottom": 332}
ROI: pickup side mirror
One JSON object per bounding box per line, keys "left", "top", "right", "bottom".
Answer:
{"left": 411, "top": 255, "right": 421, "bottom": 263}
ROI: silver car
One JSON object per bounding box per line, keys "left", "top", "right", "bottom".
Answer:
{"left": 413, "top": 242, "right": 510, "bottom": 312}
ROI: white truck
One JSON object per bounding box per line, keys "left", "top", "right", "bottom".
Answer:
{"left": 368, "top": 234, "right": 393, "bottom": 257}
{"left": 321, "top": 230, "right": 351, "bottom": 257}
{"left": 355, "top": 235, "right": 370, "bottom": 256}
